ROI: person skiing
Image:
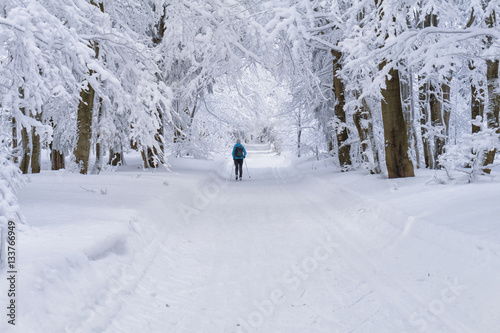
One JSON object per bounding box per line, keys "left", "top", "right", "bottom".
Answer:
{"left": 232, "top": 139, "right": 247, "bottom": 180}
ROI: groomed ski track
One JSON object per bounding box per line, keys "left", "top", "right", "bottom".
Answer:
{"left": 10, "top": 145, "right": 499, "bottom": 333}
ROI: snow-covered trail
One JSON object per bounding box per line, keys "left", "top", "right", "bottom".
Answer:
{"left": 94, "top": 151, "right": 348, "bottom": 332}
{"left": 80, "top": 149, "right": 498, "bottom": 332}
{"left": 5, "top": 147, "right": 500, "bottom": 333}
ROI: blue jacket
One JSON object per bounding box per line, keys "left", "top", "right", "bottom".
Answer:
{"left": 232, "top": 143, "right": 247, "bottom": 160}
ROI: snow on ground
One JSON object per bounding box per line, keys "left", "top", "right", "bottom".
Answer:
{"left": 1, "top": 145, "right": 500, "bottom": 333}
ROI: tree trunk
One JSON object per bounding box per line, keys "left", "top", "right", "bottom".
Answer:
{"left": 467, "top": 20, "right": 483, "bottom": 134}
{"left": 109, "top": 148, "right": 124, "bottom": 166}
{"left": 380, "top": 66, "right": 415, "bottom": 178}
{"left": 327, "top": 139, "right": 334, "bottom": 153}
{"left": 173, "top": 101, "right": 185, "bottom": 145}
{"left": 481, "top": 9, "right": 500, "bottom": 173}
{"left": 141, "top": 150, "right": 149, "bottom": 169}
{"left": 31, "top": 125, "right": 41, "bottom": 173}
{"left": 419, "top": 11, "right": 443, "bottom": 169}
{"left": 91, "top": 98, "right": 104, "bottom": 175}
{"left": 297, "top": 129, "right": 302, "bottom": 158}
{"left": 353, "top": 107, "right": 368, "bottom": 162}
{"left": 482, "top": 59, "right": 500, "bottom": 173}
{"left": 74, "top": 82, "right": 95, "bottom": 174}
{"left": 400, "top": 66, "right": 421, "bottom": 168}
{"left": 419, "top": 79, "right": 434, "bottom": 169}
{"left": 409, "top": 70, "right": 421, "bottom": 168}
{"left": 12, "top": 117, "right": 18, "bottom": 163}
{"left": 18, "top": 87, "right": 31, "bottom": 174}
{"left": 429, "top": 82, "right": 445, "bottom": 166}
{"left": 332, "top": 49, "right": 351, "bottom": 169}
{"left": 19, "top": 126, "right": 30, "bottom": 174}
{"left": 142, "top": 146, "right": 161, "bottom": 168}
{"left": 49, "top": 119, "right": 65, "bottom": 170}
{"left": 74, "top": 2, "right": 102, "bottom": 174}
{"left": 471, "top": 75, "right": 484, "bottom": 134}
{"left": 51, "top": 147, "right": 65, "bottom": 170}
{"left": 374, "top": 0, "right": 414, "bottom": 178}
{"left": 428, "top": 78, "right": 452, "bottom": 167}
{"left": 353, "top": 94, "right": 381, "bottom": 174}
{"left": 442, "top": 79, "right": 451, "bottom": 141}
{"left": 91, "top": 140, "right": 103, "bottom": 174}
{"left": 362, "top": 98, "right": 382, "bottom": 175}
{"left": 154, "top": 111, "right": 165, "bottom": 165}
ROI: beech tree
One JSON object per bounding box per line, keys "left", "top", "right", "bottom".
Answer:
{"left": 1, "top": 0, "right": 499, "bottom": 182}
{"left": 73, "top": 2, "right": 101, "bottom": 174}
{"left": 482, "top": 3, "right": 500, "bottom": 173}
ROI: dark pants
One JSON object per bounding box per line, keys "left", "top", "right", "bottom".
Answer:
{"left": 234, "top": 159, "right": 243, "bottom": 178}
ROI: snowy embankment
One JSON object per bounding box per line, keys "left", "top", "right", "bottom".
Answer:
{"left": 1, "top": 148, "right": 499, "bottom": 332}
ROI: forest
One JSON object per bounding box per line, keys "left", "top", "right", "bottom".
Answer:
{"left": 1, "top": 2, "right": 500, "bottom": 331}
{"left": 1, "top": 0, "right": 499, "bottom": 219}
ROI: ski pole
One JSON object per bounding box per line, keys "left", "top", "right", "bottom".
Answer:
{"left": 230, "top": 162, "right": 234, "bottom": 181}
{"left": 244, "top": 159, "right": 251, "bottom": 179}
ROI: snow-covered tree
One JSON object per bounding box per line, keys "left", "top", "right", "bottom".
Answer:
{"left": 1, "top": 0, "right": 499, "bottom": 180}
{"left": 150, "top": 0, "right": 267, "bottom": 158}
{"left": 1, "top": 0, "right": 174, "bottom": 173}
{"left": 0, "top": 133, "right": 23, "bottom": 266}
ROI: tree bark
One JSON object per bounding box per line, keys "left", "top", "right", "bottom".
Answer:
{"left": 297, "top": 128, "right": 302, "bottom": 158}
{"left": 353, "top": 94, "right": 381, "bottom": 174}
{"left": 12, "top": 117, "right": 18, "bottom": 163}
{"left": 429, "top": 82, "right": 445, "bottom": 166}
{"left": 374, "top": 0, "right": 414, "bottom": 178}
{"left": 380, "top": 67, "right": 415, "bottom": 178}
{"left": 18, "top": 87, "right": 32, "bottom": 174}
{"left": 91, "top": 140, "right": 103, "bottom": 174}
{"left": 362, "top": 98, "right": 382, "bottom": 175}
{"left": 419, "top": 79, "right": 434, "bottom": 168}
{"left": 353, "top": 107, "right": 368, "bottom": 162}
{"left": 400, "top": 66, "right": 421, "bottom": 168}
{"left": 141, "top": 150, "right": 149, "bottom": 169}
{"left": 74, "top": 81, "right": 95, "bottom": 174}
{"left": 297, "top": 107, "right": 302, "bottom": 158}
{"left": 442, "top": 79, "right": 451, "bottom": 140}
{"left": 482, "top": 59, "right": 500, "bottom": 173}
{"left": 19, "top": 126, "right": 30, "bottom": 174}
{"left": 51, "top": 147, "right": 65, "bottom": 170}
{"left": 482, "top": 9, "right": 500, "bottom": 173}
{"left": 332, "top": 49, "right": 351, "bottom": 169}
{"left": 31, "top": 126, "right": 41, "bottom": 173}
{"left": 91, "top": 98, "right": 104, "bottom": 175}
{"left": 470, "top": 71, "right": 484, "bottom": 134}
{"left": 109, "top": 148, "right": 124, "bottom": 166}
{"left": 142, "top": 145, "right": 161, "bottom": 168}
{"left": 74, "top": 1, "right": 103, "bottom": 174}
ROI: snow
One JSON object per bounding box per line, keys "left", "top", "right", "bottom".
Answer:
{"left": 1, "top": 147, "right": 500, "bottom": 332}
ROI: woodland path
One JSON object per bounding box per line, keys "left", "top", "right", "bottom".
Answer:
{"left": 77, "top": 146, "right": 479, "bottom": 333}
{"left": 12, "top": 146, "right": 495, "bottom": 333}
